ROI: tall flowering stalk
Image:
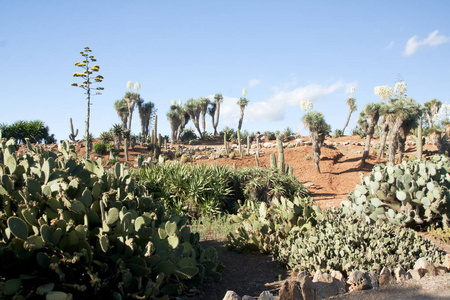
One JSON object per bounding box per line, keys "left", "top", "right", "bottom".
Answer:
{"left": 71, "top": 46, "right": 104, "bottom": 159}
{"left": 342, "top": 87, "right": 357, "bottom": 136}
{"left": 374, "top": 85, "right": 393, "bottom": 159}
{"left": 300, "top": 99, "right": 313, "bottom": 112}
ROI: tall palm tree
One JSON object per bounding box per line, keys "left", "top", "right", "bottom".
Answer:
{"left": 124, "top": 91, "right": 140, "bottom": 133}
{"left": 237, "top": 97, "right": 249, "bottom": 131}
{"left": 166, "top": 104, "right": 183, "bottom": 144}
{"left": 208, "top": 102, "right": 217, "bottom": 135}
{"left": 424, "top": 98, "right": 442, "bottom": 128}
{"left": 382, "top": 98, "right": 420, "bottom": 164}
{"left": 137, "top": 98, "right": 155, "bottom": 142}
{"left": 114, "top": 99, "right": 129, "bottom": 129}
{"left": 358, "top": 103, "right": 380, "bottom": 165}
{"left": 212, "top": 93, "right": 223, "bottom": 135}
{"left": 198, "top": 97, "right": 211, "bottom": 136}
{"left": 341, "top": 97, "right": 357, "bottom": 136}
{"left": 302, "top": 111, "right": 331, "bottom": 173}
{"left": 185, "top": 98, "right": 202, "bottom": 138}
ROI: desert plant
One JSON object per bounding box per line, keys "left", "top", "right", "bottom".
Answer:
{"left": 137, "top": 98, "right": 155, "bottom": 142}
{"left": 99, "top": 131, "right": 113, "bottom": 143}
{"left": 180, "top": 128, "right": 198, "bottom": 143}
{"left": 93, "top": 141, "right": 108, "bottom": 155}
{"left": 71, "top": 46, "right": 104, "bottom": 159}
{"left": 276, "top": 207, "right": 445, "bottom": 276}
{"left": 220, "top": 127, "right": 236, "bottom": 142}
{"left": 302, "top": 111, "right": 331, "bottom": 173}
{"left": 210, "top": 93, "right": 223, "bottom": 135}
{"left": 332, "top": 129, "right": 342, "bottom": 138}
{"left": 358, "top": 102, "right": 381, "bottom": 165}
{"left": 237, "top": 96, "right": 249, "bottom": 131}
{"left": 341, "top": 97, "right": 357, "bottom": 136}
{"left": 198, "top": 97, "right": 211, "bottom": 135}
{"left": 185, "top": 98, "right": 202, "bottom": 138}
{"left": 114, "top": 98, "right": 129, "bottom": 129}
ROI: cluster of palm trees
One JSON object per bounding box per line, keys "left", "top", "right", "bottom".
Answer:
{"left": 113, "top": 81, "right": 155, "bottom": 144}
{"left": 166, "top": 92, "right": 250, "bottom": 144}
{"left": 358, "top": 82, "right": 443, "bottom": 165}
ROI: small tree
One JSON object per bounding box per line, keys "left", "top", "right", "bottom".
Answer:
{"left": 341, "top": 96, "right": 357, "bottom": 136}
{"left": 167, "top": 101, "right": 184, "bottom": 144}
{"left": 302, "top": 111, "right": 330, "bottom": 173}
{"left": 424, "top": 98, "right": 442, "bottom": 128}
{"left": 114, "top": 99, "right": 129, "bottom": 129}
{"left": 137, "top": 99, "right": 155, "bottom": 142}
{"left": 358, "top": 103, "right": 380, "bottom": 165}
{"left": 211, "top": 93, "right": 223, "bottom": 135}
{"left": 71, "top": 46, "right": 104, "bottom": 159}
{"left": 198, "top": 97, "right": 211, "bottom": 136}
{"left": 185, "top": 98, "right": 202, "bottom": 138}
{"left": 237, "top": 96, "right": 249, "bottom": 131}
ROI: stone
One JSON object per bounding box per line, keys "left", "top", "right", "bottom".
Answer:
{"left": 223, "top": 290, "right": 241, "bottom": 300}
{"left": 258, "top": 291, "right": 274, "bottom": 300}
{"left": 242, "top": 296, "right": 255, "bottom": 300}
{"left": 312, "top": 270, "right": 341, "bottom": 299}
{"left": 414, "top": 257, "right": 436, "bottom": 276}
{"left": 278, "top": 280, "right": 303, "bottom": 300}
{"left": 436, "top": 265, "right": 449, "bottom": 276}
{"left": 444, "top": 254, "right": 450, "bottom": 270}
{"left": 394, "top": 267, "right": 409, "bottom": 281}
{"left": 363, "top": 271, "right": 379, "bottom": 288}
{"left": 347, "top": 270, "right": 371, "bottom": 291}
{"left": 296, "top": 271, "right": 315, "bottom": 300}
{"left": 331, "top": 270, "right": 347, "bottom": 294}
{"left": 407, "top": 268, "right": 426, "bottom": 280}
{"left": 378, "top": 266, "right": 393, "bottom": 286}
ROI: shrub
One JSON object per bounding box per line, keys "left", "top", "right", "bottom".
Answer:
{"left": 93, "top": 141, "right": 108, "bottom": 154}
{"left": 275, "top": 207, "right": 445, "bottom": 276}
{"left": 99, "top": 131, "right": 113, "bottom": 142}
{"left": 220, "top": 127, "right": 236, "bottom": 142}
{"left": 181, "top": 128, "right": 198, "bottom": 143}
{"left": 332, "top": 129, "right": 342, "bottom": 138}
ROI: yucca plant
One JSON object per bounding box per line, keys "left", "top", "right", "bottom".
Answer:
{"left": 237, "top": 97, "right": 249, "bottom": 131}
{"left": 358, "top": 102, "right": 380, "bottom": 165}
{"left": 341, "top": 97, "right": 357, "bottom": 136}
{"left": 302, "top": 111, "right": 331, "bottom": 173}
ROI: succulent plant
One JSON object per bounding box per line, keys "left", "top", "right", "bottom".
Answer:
{"left": 345, "top": 155, "right": 450, "bottom": 229}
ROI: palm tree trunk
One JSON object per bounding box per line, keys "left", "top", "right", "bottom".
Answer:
{"left": 341, "top": 109, "right": 352, "bottom": 136}
{"left": 310, "top": 130, "right": 321, "bottom": 173}
{"left": 214, "top": 102, "right": 220, "bottom": 135}
{"left": 388, "top": 119, "right": 402, "bottom": 164}
{"left": 238, "top": 107, "right": 245, "bottom": 131}
{"left": 377, "top": 116, "right": 389, "bottom": 160}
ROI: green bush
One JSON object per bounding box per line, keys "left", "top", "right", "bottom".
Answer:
{"left": 332, "top": 129, "right": 342, "bottom": 138}
{"left": 93, "top": 141, "right": 108, "bottom": 154}
{"left": 220, "top": 127, "right": 236, "bottom": 142}
{"left": 0, "top": 120, "right": 56, "bottom": 144}
{"left": 275, "top": 207, "right": 445, "bottom": 276}
{"left": 181, "top": 128, "right": 198, "bottom": 143}
{"left": 0, "top": 139, "right": 222, "bottom": 298}
{"left": 99, "top": 131, "right": 113, "bottom": 142}
{"left": 345, "top": 155, "right": 450, "bottom": 229}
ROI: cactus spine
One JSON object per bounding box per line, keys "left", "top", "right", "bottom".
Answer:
{"left": 69, "top": 118, "right": 79, "bottom": 143}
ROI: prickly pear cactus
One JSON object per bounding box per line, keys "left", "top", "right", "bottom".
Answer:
{"left": 0, "top": 139, "right": 222, "bottom": 299}
{"left": 346, "top": 155, "right": 450, "bottom": 229}
{"left": 275, "top": 207, "right": 445, "bottom": 276}
{"left": 227, "top": 196, "right": 322, "bottom": 253}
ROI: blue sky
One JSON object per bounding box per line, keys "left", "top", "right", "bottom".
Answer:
{"left": 1, "top": 1, "right": 450, "bottom": 141}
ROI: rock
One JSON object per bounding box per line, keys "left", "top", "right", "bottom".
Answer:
{"left": 223, "top": 290, "right": 241, "bottom": 300}
{"left": 331, "top": 270, "right": 347, "bottom": 294}
{"left": 296, "top": 271, "right": 315, "bottom": 300}
{"left": 312, "top": 270, "right": 341, "bottom": 299}
{"left": 194, "top": 155, "right": 208, "bottom": 160}
{"left": 379, "top": 266, "right": 393, "bottom": 286}
{"left": 278, "top": 279, "right": 303, "bottom": 300}
{"left": 414, "top": 257, "right": 436, "bottom": 276}
{"left": 242, "top": 296, "right": 256, "bottom": 300}
{"left": 258, "top": 291, "right": 274, "bottom": 300}
{"left": 444, "top": 254, "right": 450, "bottom": 270}
{"left": 394, "top": 267, "right": 410, "bottom": 281}
{"left": 407, "top": 268, "right": 426, "bottom": 280}
{"left": 347, "top": 270, "right": 371, "bottom": 291}
{"left": 363, "top": 271, "right": 379, "bottom": 288}
{"left": 209, "top": 153, "right": 222, "bottom": 159}
{"left": 436, "top": 265, "right": 448, "bottom": 276}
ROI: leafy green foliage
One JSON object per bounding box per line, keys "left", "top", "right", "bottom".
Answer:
{"left": 0, "top": 139, "right": 221, "bottom": 298}
{"left": 93, "top": 141, "right": 108, "bottom": 155}
{"left": 180, "top": 128, "right": 198, "bottom": 143}
{"left": 0, "top": 120, "right": 56, "bottom": 144}
{"left": 345, "top": 155, "right": 450, "bottom": 229}
{"left": 275, "top": 207, "right": 445, "bottom": 277}
{"left": 227, "top": 196, "right": 322, "bottom": 253}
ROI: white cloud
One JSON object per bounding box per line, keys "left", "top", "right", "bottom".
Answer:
{"left": 403, "top": 30, "right": 450, "bottom": 56}
{"left": 216, "top": 80, "right": 351, "bottom": 126}
{"left": 385, "top": 40, "right": 394, "bottom": 49}
{"left": 248, "top": 78, "right": 261, "bottom": 88}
